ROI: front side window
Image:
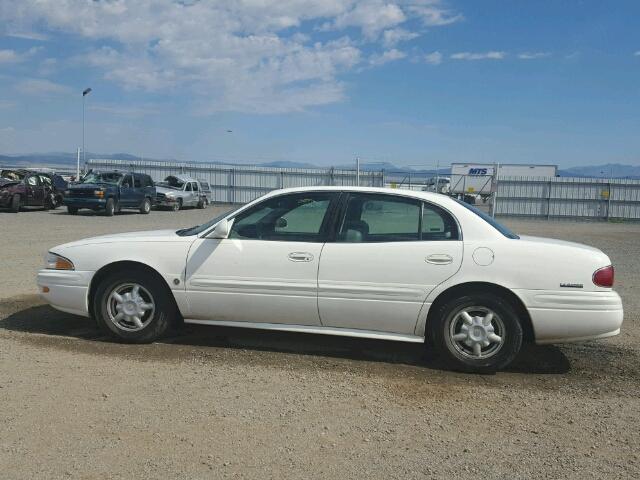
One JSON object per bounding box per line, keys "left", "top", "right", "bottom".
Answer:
{"left": 338, "top": 193, "right": 459, "bottom": 242}
{"left": 133, "top": 175, "right": 142, "bottom": 188}
{"left": 121, "top": 175, "right": 133, "bottom": 188}
{"left": 26, "top": 175, "right": 39, "bottom": 186}
{"left": 229, "top": 192, "right": 334, "bottom": 242}
{"left": 186, "top": 183, "right": 192, "bottom": 192}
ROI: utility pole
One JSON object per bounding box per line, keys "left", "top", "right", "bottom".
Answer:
{"left": 82, "top": 87, "right": 92, "bottom": 166}
{"left": 76, "top": 147, "right": 80, "bottom": 181}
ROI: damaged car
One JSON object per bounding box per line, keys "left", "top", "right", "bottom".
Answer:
{"left": 155, "top": 175, "right": 206, "bottom": 211}
{"left": 0, "top": 169, "right": 67, "bottom": 212}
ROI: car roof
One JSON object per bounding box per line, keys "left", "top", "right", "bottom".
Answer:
{"left": 165, "top": 175, "right": 198, "bottom": 182}
{"left": 262, "top": 185, "right": 458, "bottom": 206}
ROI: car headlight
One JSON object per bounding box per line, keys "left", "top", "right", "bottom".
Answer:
{"left": 94, "top": 190, "right": 105, "bottom": 198}
{"left": 45, "top": 252, "right": 75, "bottom": 271}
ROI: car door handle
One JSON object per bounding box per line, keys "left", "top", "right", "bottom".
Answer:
{"left": 288, "top": 252, "right": 314, "bottom": 262}
{"left": 426, "top": 254, "right": 453, "bottom": 265}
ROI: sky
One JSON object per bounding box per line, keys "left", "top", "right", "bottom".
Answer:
{"left": 0, "top": 0, "right": 639, "bottom": 169}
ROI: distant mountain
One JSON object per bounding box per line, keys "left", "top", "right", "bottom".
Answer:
{"left": 559, "top": 163, "right": 640, "bottom": 179}
{"left": 2, "top": 153, "right": 638, "bottom": 179}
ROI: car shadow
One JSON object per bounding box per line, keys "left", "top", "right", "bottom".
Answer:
{"left": 0, "top": 302, "right": 571, "bottom": 375}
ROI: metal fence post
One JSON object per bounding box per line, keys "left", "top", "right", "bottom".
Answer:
{"left": 547, "top": 179, "right": 552, "bottom": 219}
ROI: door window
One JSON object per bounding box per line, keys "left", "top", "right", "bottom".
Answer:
{"left": 122, "top": 175, "right": 133, "bottom": 188}
{"left": 133, "top": 175, "right": 142, "bottom": 188}
{"left": 229, "top": 192, "right": 334, "bottom": 242}
{"left": 186, "top": 183, "right": 192, "bottom": 191}
{"left": 26, "top": 175, "right": 40, "bottom": 186}
{"left": 337, "top": 193, "right": 459, "bottom": 242}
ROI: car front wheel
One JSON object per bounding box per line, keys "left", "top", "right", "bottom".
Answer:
{"left": 140, "top": 197, "right": 151, "bottom": 214}
{"left": 429, "top": 293, "right": 523, "bottom": 372}
{"left": 104, "top": 198, "right": 115, "bottom": 216}
{"left": 93, "top": 269, "right": 176, "bottom": 343}
{"left": 10, "top": 194, "right": 21, "bottom": 213}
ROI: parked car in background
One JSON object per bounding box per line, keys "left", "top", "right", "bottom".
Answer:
{"left": 0, "top": 169, "right": 67, "bottom": 212}
{"left": 38, "top": 186, "right": 623, "bottom": 373}
{"left": 63, "top": 171, "right": 155, "bottom": 216}
{"left": 155, "top": 175, "right": 206, "bottom": 210}
{"left": 424, "top": 176, "right": 451, "bottom": 194}
{"left": 199, "top": 180, "right": 212, "bottom": 207}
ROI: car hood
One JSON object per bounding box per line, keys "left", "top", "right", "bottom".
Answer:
{"left": 68, "top": 183, "right": 109, "bottom": 191}
{"left": 0, "top": 179, "right": 19, "bottom": 188}
{"left": 155, "top": 186, "right": 182, "bottom": 195}
{"left": 52, "top": 229, "right": 191, "bottom": 251}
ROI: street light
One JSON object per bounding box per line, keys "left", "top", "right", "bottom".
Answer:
{"left": 82, "top": 87, "right": 92, "bottom": 166}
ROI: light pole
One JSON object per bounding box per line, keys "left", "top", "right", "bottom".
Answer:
{"left": 82, "top": 87, "right": 92, "bottom": 167}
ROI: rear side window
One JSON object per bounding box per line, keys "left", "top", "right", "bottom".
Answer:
{"left": 143, "top": 175, "right": 154, "bottom": 187}
{"left": 337, "top": 193, "right": 459, "bottom": 242}
{"left": 192, "top": 182, "right": 199, "bottom": 192}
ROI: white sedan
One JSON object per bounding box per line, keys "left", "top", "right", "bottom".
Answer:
{"left": 37, "top": 187, "right": 623, "bottom": 372}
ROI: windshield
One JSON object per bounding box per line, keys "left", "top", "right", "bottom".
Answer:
{"left": 81, "top": 172, "right": 123, "bottom": 185}
{"left": 176, "top": 207, "right": 240, "bottom": 236}
{"left": 159, "top": 176, "right": 185, "bottom": 189}
{"left": 453, "top": 198, "right": 519, "bottom": 239}
{"left": 1, "top": 170, "right": 26, "bottom": 181}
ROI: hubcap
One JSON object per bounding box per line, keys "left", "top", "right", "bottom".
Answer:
{"left": 106, "top": 283, "right": 155, "bottom": 332}
{"left": 447, "top": 306, "right": 505, "bottom": 359}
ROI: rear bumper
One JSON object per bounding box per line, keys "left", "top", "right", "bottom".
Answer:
{"left": 514, "top": 289, "right": 624, "bottom": 344}
{"left": 64, "top": 198, "right": 106, "bottom": 210}
{"left": 37, "top": 269, "right": 93, "bottom": 317}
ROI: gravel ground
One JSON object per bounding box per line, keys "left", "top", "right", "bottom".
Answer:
{"left": 1, "top": 207, "right": 639, "bottom": 479}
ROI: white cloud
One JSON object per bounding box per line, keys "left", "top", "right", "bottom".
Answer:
{"left": 89, "top": 103, "right": 161, "bottom": 118}
{"left": 518, "top": 52, "right": 550, "bottom": 60}
{"left": 382, "top": 28, "right": 419, "bottom": 47}
{"left": 15, "top": 78, "right": 72, "bottom": 96}
{"left": 451, "top": 51, "right": 506, "bottom": 61}
{"left": 0, "top": 49, "right": 19, "bottom": 63}
{"left": 424, "top": 51, "right": 443, "bottom": 65}
{"left": 4, "top": 31, "right": 48, "bottom": 41}
{"left": 0, "top": 46, "right": 42, "bottom": 64}
{"left": 369, "top": 49, "right": 407, "bottom": 66}
{"left": 0, "top": 0, "right": 461, "bottom": 114}
{"left": 408, "top": 3, "right": 463, "bottom": 26}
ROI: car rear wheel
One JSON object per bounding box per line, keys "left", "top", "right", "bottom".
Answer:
{"left": 93, "top": 269, "right": 176, "bottom": 343}
{"left": 104, "top": 198, "right": 115, "bottom": 216}
{"left": 10, "top": 194, "right": 21, "bottom": 213}
{"left": 429, "top": 293, "right": 523, "bottom": 373}
{"left": 197, "top": 197, "right": 205, "bottom": 209}
{"left": 140, "top": 197, "right": 151, "bottom": 214}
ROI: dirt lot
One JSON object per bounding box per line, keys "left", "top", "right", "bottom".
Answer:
{"left": 1, "top": 206, "right": 639, "bottom": 479}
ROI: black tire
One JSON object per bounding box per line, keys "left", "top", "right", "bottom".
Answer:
{"left": 67, "top": 206, "right": 78, "bottom": 215}
{"left": 174, "top": 198, "right": 182, "bottom": 211}
{"left": 429, "top": 293, "right": 523, "bottom": 373}
{"left": 10, "top": 194, "right": 21, "bottom": 213}
{"left": 197, "top": 197, "right": 205, "bottom": 209}
{"left": 140, "top": 197, "right": 151, "bottom": 214}
{"left": 104, "top": 198, "right": 115, "bottom": 216}
{"left": 93, "top": 268, "right": 177, "bottom": 343}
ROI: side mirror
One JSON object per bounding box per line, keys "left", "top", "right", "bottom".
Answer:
{"left": 206, "top": 218, "right": 231, "bottom": 239}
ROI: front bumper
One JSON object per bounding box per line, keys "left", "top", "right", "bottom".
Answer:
{"left": 155, "top": 197, "right": 178, "bottom": 207}
{"left": 63, "top": 198, "right": 106, "bottom": 210}
{"left": 37, "top": 269, "right": 94, "bottom": 317}
{"left": 514, "top": 289, "right": 624, "bottom": 344}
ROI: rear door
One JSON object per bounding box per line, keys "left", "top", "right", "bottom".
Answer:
{"left": 185, "top": 191, "right": 338, "bottom": 325}
{"left": 317, "top": 192, "right": 463, "bottom": 335}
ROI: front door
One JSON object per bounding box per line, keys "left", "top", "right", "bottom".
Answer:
{"left": 318, "top": 192, "right": 463, "bottom": 335}
{"left": 119, "top": 174, "right": 136, "bottom": 207}
{"left": 185, "top": 191, "right": 338, "bottom": 325}
{"left": 25, "top": 174, "right": 45, "bottom": 206}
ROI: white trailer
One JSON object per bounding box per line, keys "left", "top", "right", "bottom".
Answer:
{"left": 450, "top": 163, "right": 557, "bottom": 199}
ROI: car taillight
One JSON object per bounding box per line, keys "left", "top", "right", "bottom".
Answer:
{"left": 593, "top": 265, "right": 614, "bottom": 288}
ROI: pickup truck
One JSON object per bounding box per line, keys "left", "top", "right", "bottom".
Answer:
{"left": 64, "top": 171, "right": 156, "bottom": 216}
{"left": 155, "top": 175, "right": 206, "bottom": 211}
